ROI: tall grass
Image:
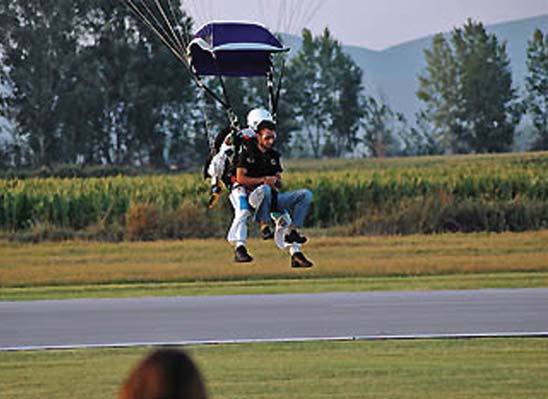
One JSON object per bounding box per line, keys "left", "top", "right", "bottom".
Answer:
{"left": 0, "top": 153, "right": 547, "bottom": 239}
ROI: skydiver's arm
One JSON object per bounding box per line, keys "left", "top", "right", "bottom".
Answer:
{"left": 236, "top": 167, "right": 277, "bottom": 189}
{"left": 207, "top": 141, "right": 233, "bottom": 182}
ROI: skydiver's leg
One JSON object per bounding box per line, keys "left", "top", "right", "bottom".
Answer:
{"left": 277, "top": 189, "right": 313, "bottom": 228}
{"left": 249, "top": 184, "right": 275, "bottom": 240}
{"left": 227, "top": 186, "right": 252, "bottom": 262}
{"left": 272, "top": 188, "right": 313, "bottom": 246}
{"left": 273, "top": 212, "right": 298, "bottom": 251}
{"left": 272, "top": 211, "right": 313, "bottom": 268}
{"left": 251, "top": 184, "right": 272, "bottom": 224}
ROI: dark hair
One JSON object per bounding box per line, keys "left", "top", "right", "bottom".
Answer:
{"left": 256, "top": 120, "right": 276, "bottom": 132}
{"left": 119, "top": 349, "right": 208, "bottom": 399}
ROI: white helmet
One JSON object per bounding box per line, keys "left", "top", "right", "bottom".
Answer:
{"left": 247, "top": 108, "right": 275, "bottom": 132}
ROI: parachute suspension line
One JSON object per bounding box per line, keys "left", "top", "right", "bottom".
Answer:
{"left": 126, "top": 0, "right": 182, "bottom": 54}
{"left": 266, "top": 54, "right": 286, "bottom": 121}
{"left": 302, "top": 0, "right": 327, "bottom": 29}
{"left": 124, "top": 0, "right": 186, "bottom": 65}
{"left": 149, "top": 0, "right": 185, "bottom": 54}
{"left": 161, "top": 0, "right": 189, "bottom": 52}
{"left": 267, "top": 70, "right": 275, "bottom": 117}
{"left": 258, "top": 1, "right": 267, "bottom": 30}
{"left": 216, "top": 73, "right": 240, "bottom": 132}
{"left": 268, "top": 0, "right": 326, "bottom": 36}
{"left": 187, "top": 62, "right": 236, "bottom": 127}
{"left": 191, "top": 71, "right": 230, "bottom": 110}
{"left": 276, "top": 0, "right": 285, "bottom": 34}
{"left": 197, "top": 88, "right": 214, "bottom": 155}
{"left": 124, "top": 0, "right": 236, "bottom": 119}
{"left": 216, "top": 75, "right": 231, "bottom": 110}
{"left": 286, "top": 0, "right": 303, "bottom": 35}
{"left": 209, "top": 52, "right": 240, "bottom": 132}
{"left": 171, "top": 1, "right": 193, "bottom": 49}
{"left": 184, "top": 0, "right": 209, "bottom": 29}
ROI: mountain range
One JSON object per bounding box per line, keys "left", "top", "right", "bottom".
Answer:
{"left": 283, "top": 14, "right": 548, "bottom": 123}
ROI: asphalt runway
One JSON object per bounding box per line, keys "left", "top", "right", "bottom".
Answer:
{"left": 1, "top": 288, "right": 548, "bottom": 350}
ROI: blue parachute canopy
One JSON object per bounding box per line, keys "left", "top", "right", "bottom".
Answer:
{"left": 188, "top": 22, "right": 289, "bottom": 77}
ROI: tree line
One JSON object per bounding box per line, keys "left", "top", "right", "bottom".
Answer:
{"left": 0, "top": 1, "right": 547, "bottom": 171}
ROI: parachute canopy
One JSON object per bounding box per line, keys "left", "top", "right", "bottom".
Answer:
{"left": 188, "top": 22, "right": 289, "bottom": 77}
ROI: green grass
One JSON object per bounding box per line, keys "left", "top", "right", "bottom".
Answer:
{"left": 283, "top": 151, "right": 548, "bottom": 172}
{"left": 2, "top": 272, "right": 548, "bottom": 301}
{"left": 1, "top": 339, "right": 548, "bottom": 399}
{"left": 1, "top": 231, "right": 547, "bottom": 300}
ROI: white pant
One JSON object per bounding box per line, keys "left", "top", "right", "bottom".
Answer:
{"left": 273, "top": 211, "right": 301, "bottom": 254}
{"left": 227, "top": 186, "right": 251, "bottom": 245}
{"left": 227, "top": 185, "right": 266, "bottom": 246}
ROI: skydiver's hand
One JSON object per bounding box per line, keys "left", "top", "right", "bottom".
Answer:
{"left": 262, "top": 176, "right": 278, "bottom": 187}
{"left": 208, "top": 185, "right": 222, "bottom": 209}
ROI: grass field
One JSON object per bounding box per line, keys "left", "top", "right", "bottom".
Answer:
{"left": 1, "top": 230, "right": 547, "bottom": 300}
{"left": 2, "top": 154, "right": 546, "bottom": 398}
{"left": 1, "top": 339, "right": 548, "bottom": 399}
{"left": 283, "top": 151, "right": 548, "bottom": 172}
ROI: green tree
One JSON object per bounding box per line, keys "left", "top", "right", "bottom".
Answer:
{"left": 286, "top": 28, "right": 363, "bottom": 158}
{"left": 247, "top": 58, "right": 298, "bottom": 154}
{"left": 417, "top": 34, "right": 460, "bottom": 152}
{"left": 78, "top": 1, "right": 197, "bottom": 168}
{"left": 403, "top": 111, "right": 444, "bottom": 156}
{"left": 360, "top": 97, "right": 400, "bottom": 157}
{"left": 360, "top": 99, "right": 442, "bottom": 158}
{"left": 524, "top": 29, "right": 548, "bottom": 150}
{"left": 0, "top": 1, "right": 89, "bottom": 166}
{"left": 0, "top": 0, "right": 199, "bottom": 169}
{"left": 418, "top": 20, "right": 519, "bottom": 153}
{"left": 329, "top": 45, "right": 363, "bottom": 156}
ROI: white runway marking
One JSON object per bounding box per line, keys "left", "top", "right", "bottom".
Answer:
{"left": 2, "top": 331, "right": 548, "bottom": 351}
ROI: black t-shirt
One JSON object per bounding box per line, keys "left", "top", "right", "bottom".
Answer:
{"left": 236, "top": 139, "right": 283, "bottom": 178}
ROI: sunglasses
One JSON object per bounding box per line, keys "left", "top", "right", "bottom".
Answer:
{"left": 262, "top": 134, "right": 276, "bottom": 141}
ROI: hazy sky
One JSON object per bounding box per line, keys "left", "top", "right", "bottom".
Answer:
{"left": 184, "top": 0, "right": 548, "bottom": 50}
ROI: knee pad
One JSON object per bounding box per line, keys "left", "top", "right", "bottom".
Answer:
{"left": 248, "top": 185, "right": 268, "bottom": 209}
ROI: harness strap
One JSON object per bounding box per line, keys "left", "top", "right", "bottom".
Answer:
{"left": 267, "top": 69, "right": 276, "bottom": 118}
{"left": 273, "top": 58, "right": 286, "bottom": 120}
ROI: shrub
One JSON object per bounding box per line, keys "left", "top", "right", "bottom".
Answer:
{"left": 126, "top": 203, "right": 161, "bottom": 241}
{"left": 162, "top": 201, "right": 217, "bottom": 239}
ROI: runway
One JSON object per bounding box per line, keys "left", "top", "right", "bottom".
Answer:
{"left": 1, "top": 288, "right": 547, "bottom": 350}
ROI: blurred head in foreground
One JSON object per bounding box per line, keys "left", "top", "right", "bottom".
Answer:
{"left": 119, "top": 348, "right": 208, "bottom": 399}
